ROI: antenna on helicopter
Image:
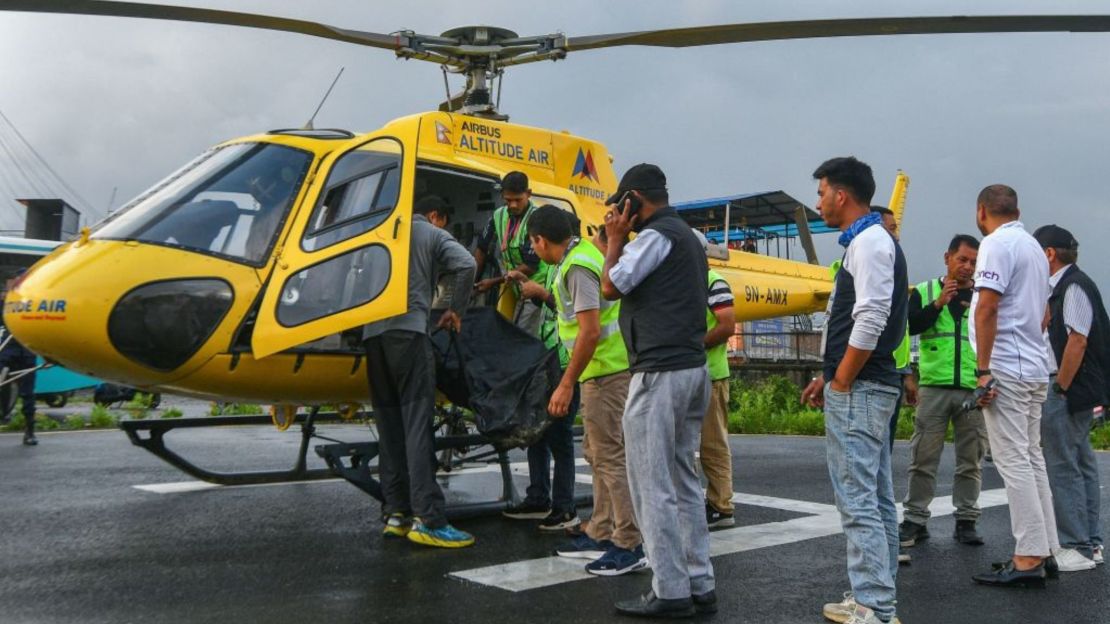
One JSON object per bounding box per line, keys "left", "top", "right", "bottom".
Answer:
{"left": 303, "top": 67, "right": 345, "bottom": 131}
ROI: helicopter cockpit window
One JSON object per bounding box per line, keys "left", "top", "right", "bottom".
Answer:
{"left": 92, "top": 143, "right": 312, "bottom": 266}
{"left": 301, "top": 139, "right": 402, "bottom": 252}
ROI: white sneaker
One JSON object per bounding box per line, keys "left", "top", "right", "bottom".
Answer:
{"left": 1094, "top": 545, "right": 1104, "bottom": 565}
{"left": 822, "top": 592, "right": 856, "bottom": 623}
{"left": 1054, "top": 547, "right": 1097, "bottom": 572}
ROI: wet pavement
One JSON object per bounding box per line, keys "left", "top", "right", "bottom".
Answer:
{"left": 1, "top": 426, "right": 1108, "bottom": 624}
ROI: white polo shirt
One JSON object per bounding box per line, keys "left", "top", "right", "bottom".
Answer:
{"left": 969, "top": 220, "right": 1052, "bottom": 381}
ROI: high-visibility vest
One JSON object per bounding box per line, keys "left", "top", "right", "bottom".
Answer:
{"left": 541, "top": 268, "right": 568, "bottom": 368}
{"left": 915, "top": 278, "right": 976, "bottom": 389}
{"left": 706, "top": 269, "right": 731, "bottom": 381}
{"left": 830, "top": 259, "right": 910, "bottom": 369}
{"left": 492, "top": 201, "right": 549, "bottom": 288}
{"left": 553, "top": 238, "right": 629, "bottom": 381}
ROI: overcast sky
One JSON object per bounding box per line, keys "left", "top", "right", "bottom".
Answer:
{"left": 1, "top": 0, "right": 1109, "bottom": 289}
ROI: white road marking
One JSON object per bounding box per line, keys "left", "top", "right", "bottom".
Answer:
{"left": 450, "top": 487, "right": 1012, "bottom": 592}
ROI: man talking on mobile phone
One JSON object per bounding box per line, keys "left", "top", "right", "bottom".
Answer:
{"left": 600, "top": 163, "right": 713, "bottom": 619}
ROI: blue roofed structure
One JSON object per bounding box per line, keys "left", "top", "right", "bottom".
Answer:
{"left": 673, "top": 190, "right": 836, "bottom": 260}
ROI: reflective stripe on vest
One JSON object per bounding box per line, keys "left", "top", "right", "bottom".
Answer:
{"left": 553, "top": 238, "right": 629, "bottom": 381}
{"left": 493, "top": 202, "right": 549, "bottom": 287}
{"left": 706, "top": 269, "right": 731, "bottom": 381}
{"left": 541, "top": 267, "right": 568, "bottom": 368}
{"left": 915, "top": 278, "right": 976, "bottom": 389}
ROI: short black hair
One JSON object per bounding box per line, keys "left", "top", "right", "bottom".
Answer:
{"left": 564, "top": 211, "right": 582, "bottom": 238}
{"left": 947, "top": 234, "right": 980, "bottom": 253}
{"left": 501, "top": 171, "right": 529, "bottom": 194}
{"left": 414, "top": 195, "right": 449, "bottom": 218}
{"left": 527, "top": 205, "right": 572, "bottom": 244}
{"left": 1056, "top": 248, "right": 1079, "bottom": 264}
{"left": 813, "top": 157, "right": 876, "bottom": 205}
{"left": 977, "top": 184, "right": 1018, "bottom": 216}
{"left": 870, "top": 205, "right": 894, "bottom": 216}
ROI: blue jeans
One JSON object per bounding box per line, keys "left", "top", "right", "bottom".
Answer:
{"left": 825, "top": 379, "right": 900, "bottom": 621}
{"left": 524, "top": 380, "right": 580, "bottom": 514}
{"left": 1042, "top": 385, "right": 1102, "bottom": 558}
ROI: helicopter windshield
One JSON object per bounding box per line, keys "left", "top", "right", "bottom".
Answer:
{"left": 93, "top": 143, "right": 312, "bottom": 266}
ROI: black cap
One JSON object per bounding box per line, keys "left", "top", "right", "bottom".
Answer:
{"left": 499, "top": 171, "right": 529, "bottom": 194}
{"left": 1033, "top": 224, "right": 1078, "bottom": 250}
{"left": 606, "top": 163, "right": 667, "bottom": 205}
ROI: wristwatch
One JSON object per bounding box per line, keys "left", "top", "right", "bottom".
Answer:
{"left": 975, "top": 368, "right": 991, "bottom": 378}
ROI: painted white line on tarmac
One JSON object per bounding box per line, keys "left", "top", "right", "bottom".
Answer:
{"left": 450, "top": 487, "right": 1011, "bottom": 592}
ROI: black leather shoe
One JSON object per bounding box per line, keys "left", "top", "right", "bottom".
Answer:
{"left": 955, "top": 520, "right": 984, "bottom": 545}
{"left": 994, "top": 556, "right": 1057, "bottom": 579}
{"left": 22, "top": 432, "right": 37, "bottom": 446}
{"left": 973, "top": 561, "right": 1046, "bottom": 588}
{"left": 615, "top": 591, "right": 695, "bottom": 619}
{"left": 692, "top": 590, "right": 717, "bottom": 614}
{"left": 899, "top": 520, "right": 929, "bottom": 547}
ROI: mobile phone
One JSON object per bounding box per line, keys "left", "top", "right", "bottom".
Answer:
{"left": 614, "top": 190, "right": 643, "bottom": 216}
{"left": 962, "top": 378, "right": 996, "bottom": 411}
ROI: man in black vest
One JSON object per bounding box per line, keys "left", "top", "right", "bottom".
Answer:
{"left": 801, "top": 157, "right": 907, "bottom": 624}
{"left": 600, "top": 164, "right": 712, "bottom": 619}
{"left": 1035, "top": 224, "right": 1108, "bottom": 571}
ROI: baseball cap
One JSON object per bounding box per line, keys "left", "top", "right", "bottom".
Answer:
{"left": 1033, "top": 224, "right": 1078, "bottom": 250}
{"left": 606, "top": 163, "right": 667, "bottom": 205}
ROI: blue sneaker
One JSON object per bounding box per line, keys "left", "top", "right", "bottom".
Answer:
{"left": 585, "top": 543, "right": 649, "bottom": 576}
{"left": 406, "top": 520, "right": 475, "bottom": 548}
{"left": 554, "top": 534, "right": 612, "bottom": 560}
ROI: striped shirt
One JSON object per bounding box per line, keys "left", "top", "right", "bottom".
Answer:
{"left": 708, "top": 278, "right": 734, "bottom": 311}
{"left": 1046, "top": 264, "right": 1094, "bottom": 372}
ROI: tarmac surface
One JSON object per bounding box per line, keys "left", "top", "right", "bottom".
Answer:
{"left": 1, "top": 424, "right": 1108, "bottom": 624}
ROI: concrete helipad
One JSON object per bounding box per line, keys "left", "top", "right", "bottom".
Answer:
{"left": 1, "top": 424, "right": 1107, "bottom": 624}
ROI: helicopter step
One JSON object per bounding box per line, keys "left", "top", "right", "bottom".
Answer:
{"left": 314, "top": 432, "right": 594, "bottom": 520}
{"left": 121, "top": 410, "right": 592, "bottom": 518}
{"left": 120, "top": 409, "right": 344, "bottom": 487}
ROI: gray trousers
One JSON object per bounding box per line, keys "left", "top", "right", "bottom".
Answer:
{"left": 902, "top": 386, "right": 987, "bottom": 525}
{"left": 623, "top": 366, "right": 713, "bottom": 599}
{"left": 982, "top": 372, "right": 1059, "bottom": 557}
{"left": 1042, "top": 384, "right": 1102, "bottom": 558}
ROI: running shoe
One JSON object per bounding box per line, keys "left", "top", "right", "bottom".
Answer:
{"left": 406, "top": 520, "right": 475, "bottom": 548}
{"left": 382, "top": 513, "right": 412, "bottom": 538}
{"left": 584, "top": 543, "right": 648, "bottom": 576}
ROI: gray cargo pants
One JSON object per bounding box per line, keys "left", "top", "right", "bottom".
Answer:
{"left": 623, "top": 366, "right": 713, "bottom": 600}
{"left": 902, "top": 386, "right": 987, "bottom": 525}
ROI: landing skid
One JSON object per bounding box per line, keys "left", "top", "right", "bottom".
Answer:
{"left": 120, "top": 411, "right": 592, "bottom": 518}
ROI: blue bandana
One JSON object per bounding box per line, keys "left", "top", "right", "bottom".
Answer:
{"left": 837, "top": 212, "right": 882, "bottom": 248}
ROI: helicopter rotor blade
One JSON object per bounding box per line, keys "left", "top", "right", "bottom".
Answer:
{"left": 0, "top": 0, "right": 403, "bottom": 50}
{"left": 567, "top": 15, "right": 1110, "bottom": 51}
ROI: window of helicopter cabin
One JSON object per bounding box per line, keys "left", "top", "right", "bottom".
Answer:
{"left": 91, "top": 143, "right": 312, "bottom": 266}
{"left": 301, "top": 138, "right": 402, "bottom": 252}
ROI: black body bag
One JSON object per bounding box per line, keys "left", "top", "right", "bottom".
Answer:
{"left": 430, "top": 307, "right": 560, "bottom": 449}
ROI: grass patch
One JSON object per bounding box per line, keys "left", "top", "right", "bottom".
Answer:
{"left": 64, "top": 414, "right": 87, "bottom": 430}
{"left": 161, "top": 408, "right": 184, "bottom": 419}
{"left": 89, "top": 405, "right": 117, "bottom": 429}
{"left": 210, "top": 403, "right": 264, "bottom": 416}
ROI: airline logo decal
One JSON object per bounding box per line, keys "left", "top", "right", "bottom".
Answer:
{"left": 454, "top": 120, "right": 551, "bottom": 166}
{"left": 5, "top": 299, "right": 68, "bottom": 321}
{"left": 435, "top": 121, "right": 452, "bottom": 145}
{"left": 572, "top": 148, "right": 599, "bottom": 183}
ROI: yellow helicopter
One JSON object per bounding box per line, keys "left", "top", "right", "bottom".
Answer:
{"left": 6, "top": 2, "right": 1108, "bottom": 412}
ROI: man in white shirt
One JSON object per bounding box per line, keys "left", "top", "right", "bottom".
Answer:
{"left": 1034, "top": 224, "right": 1108, "bottom": 571}
{"left": 968, "top": 185, "right": 1059, "bottom": 588}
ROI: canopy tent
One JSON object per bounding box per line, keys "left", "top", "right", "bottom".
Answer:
{"left": 673, "top": 191, "right": 836, "bottom": 259}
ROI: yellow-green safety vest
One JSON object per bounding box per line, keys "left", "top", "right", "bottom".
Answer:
{"left": 915, "top": 278, "right": 976, "bottom": 389}
{"left": 706, "top": 269, "right": 731, "bottom": 382}
{"left": 553, "top": 238, "right": 629, "bottom": 382}
{"left": 830, "top": 259, "right": 910, "bottom": 369}
{"left": 541, "top": 268, "right": 569, "bottom": 368}
{"left": 492, "top": 201, "right": 549, "bottom": 288}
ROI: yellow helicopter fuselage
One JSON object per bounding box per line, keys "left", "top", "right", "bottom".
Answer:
{"left": 3, "top": 111, "right": 832, "bottom": 404}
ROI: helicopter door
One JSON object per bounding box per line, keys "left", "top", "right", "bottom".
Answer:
{"left": 250, "top": 132, "right": 416, "bottom": 358}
